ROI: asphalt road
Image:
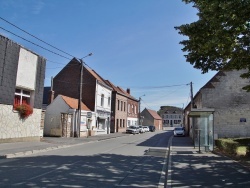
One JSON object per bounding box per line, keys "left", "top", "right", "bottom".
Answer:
{"left": 0, "top": 131, "right": 173, "bottom": 187}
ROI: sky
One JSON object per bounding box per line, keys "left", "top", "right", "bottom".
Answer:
{"left": 0, "top": 0, "right": 217, "bottom": 111}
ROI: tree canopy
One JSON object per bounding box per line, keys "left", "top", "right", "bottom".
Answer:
{"left": 175, "top": 0, "right": 250, "bottom": 91}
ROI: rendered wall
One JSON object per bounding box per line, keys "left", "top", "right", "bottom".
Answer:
{"left": 0, "top": 104, "right": 41, "bottom": 143}
{"left": 201, "top": 70, "right": 250, "bottom": 138}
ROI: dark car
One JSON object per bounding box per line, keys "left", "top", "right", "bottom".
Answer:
{"left": 148, "top": 125, "right": 155, "bottom": 132}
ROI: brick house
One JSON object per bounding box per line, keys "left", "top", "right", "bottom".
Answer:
{"left": 140, "top": 108, "right": 162, "bottom": 130}
{"left": 53, "top": 58, "right": 112, "bottom": 135}
{"left": 0, "top": 34, "right": 46, "bottom": 143}
{"left": 184, "top": 70, "right": 250, "bottom": 151}
{"left": 104, "top": 80, "right": 128, "bottom": 133}
{"left": 125, "top": 88, "right": 140, "bottom": 127}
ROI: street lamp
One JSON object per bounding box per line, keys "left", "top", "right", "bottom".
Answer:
{"left": 138, "top": 94, "right": 145, "bottom": 125}
{"left": 77, "top": 53, "right": 93, "bottom": 137}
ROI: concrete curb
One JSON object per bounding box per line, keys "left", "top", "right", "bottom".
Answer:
{"left": 1, "top": 134, "right": 130, "bottom": 159}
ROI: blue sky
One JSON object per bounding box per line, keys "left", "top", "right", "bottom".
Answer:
{"left": 0, "top": 0, "right": 216, "bottom": 111}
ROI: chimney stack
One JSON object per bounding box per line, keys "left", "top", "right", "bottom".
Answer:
{"left": 127, "top": 88, "right": 130, "bottom": 94}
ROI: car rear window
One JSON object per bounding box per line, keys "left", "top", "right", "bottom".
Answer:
{"left": 175, "top": 127, "right": 183, "bottom": 130}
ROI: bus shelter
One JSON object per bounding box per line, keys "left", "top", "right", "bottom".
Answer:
{"left": 188, "top": 108, "right": 214, "bottom": 152}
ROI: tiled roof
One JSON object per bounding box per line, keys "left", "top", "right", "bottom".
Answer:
{"left": 146, "top": 108, "right": 162, "bottom": 120}
{"left": 60, "top": 95, "right": 90, "bottom": 111}
{"left": 104, "top": 80, "right": 138, "bottom": 101}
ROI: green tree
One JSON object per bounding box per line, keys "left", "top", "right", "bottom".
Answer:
{"left": 175, "top": 0, "right": 250, "bottom": 91}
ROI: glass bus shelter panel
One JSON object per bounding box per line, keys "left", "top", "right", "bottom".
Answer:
{"left": 191, "top": 113, "right": 213, "bottom": 151}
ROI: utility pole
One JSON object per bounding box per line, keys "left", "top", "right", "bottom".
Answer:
{"left": 77, "top": 53, "right": 92, "bottom": 138}
{"left": 77, "top": 59, "right": 84, "bottom": 137}
{"left": 190, "top": 81, "right": 194, "bottom": 108}
{"left": 138, "top": 94, "right": 145, "bottom": 125}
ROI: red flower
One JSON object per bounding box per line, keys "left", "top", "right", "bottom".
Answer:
{"left": 15, "top": 103, "right": 33, "bottom": 119}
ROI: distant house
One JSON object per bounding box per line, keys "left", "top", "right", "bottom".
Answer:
{"left": 53, "top": 58, "right": 112, "bottom": 135}
{"left": 184, "top": 70, "right": 250, "bottom": 151}
{"left": 44, "top": 95, "right": 95, "bottom": 137}
{"left": 0, "top": 34, "right": 46, "bottom": 143}
{"left": 158, "top": 106, "right": 183, "bottom": 127}
{"left": 140, "top": 108, "right": 162, "bottom": 130}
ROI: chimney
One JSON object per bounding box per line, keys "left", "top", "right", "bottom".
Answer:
{"left": 127, "top": 88, "right": 130, "bottom": 94}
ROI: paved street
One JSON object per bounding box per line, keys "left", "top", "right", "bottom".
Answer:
{"left": 0, "top": 131, "right": 172, "bottom": 187}
{"left": 1, "top": 129, "right": 250, "bottom": 187}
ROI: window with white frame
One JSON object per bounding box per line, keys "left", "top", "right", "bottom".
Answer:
{"left": 128, "top": 104, "right": 130, "bottom": 113}
{"left": 108, "top": 97, "right": 111, "bottom": 106}
{"left": 14, "top": 88, "right": 31, "bottom": 106}
{"left": 101, "top": 94, "right": 104, "bottom": 106}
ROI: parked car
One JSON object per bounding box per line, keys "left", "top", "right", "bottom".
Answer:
{"left": 143, "top": 126, "right": 149, "bottom": 132}
{"left": 173, "top": 127, "right": 185, "bottom": 136}
{"left": 138, "top": 125, "right": 145, "bottom": 133}
{"left": 148, "top": 125, "right": 156, "bottom": 132}
{"left": 126, "top": 126, "right": 139, "bottom": 134}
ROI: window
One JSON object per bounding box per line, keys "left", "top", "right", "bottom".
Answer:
{"left": 128, "top": 104, "right": 130, "bottom": 113}
{"left": 14, "top": 88, "right": 31, "bottom": 106}
{"left": 120, "top": 119, "right": 122, "bottom": 127}
{"left": 108, "top": 97, "right": 111, "bottom": 106}
{"left": 118, "top": 100, "right": 120, "bottom": 110}
{"left": 132, "top": 105, "right": 134, "bottom": 113}
{"left": 135, "top": 106, "right": 137, "bottom": 114}
{"left": 124, "top": 102, "right": 126, "bottom": 111}
{"left": 101, "top": 94, "right": 104, "bottom": 106}
{"left": 121, "top": 101, "right": 123, "bottom": 111}
{"left": 123, "top": 119, "right": 125, "bottom": 127}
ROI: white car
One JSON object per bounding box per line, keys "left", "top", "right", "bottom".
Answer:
{"left": 174, "top": 127, "right": 185, "bottom": 136}
{"left": 143, "top": 126, "right": 149, "bottom": 132}
{"left": 138, "top": 125, "right": 145, "bottom": 133}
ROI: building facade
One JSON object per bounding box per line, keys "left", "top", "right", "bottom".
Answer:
{"left": 184, "top": 70, "right": 250, "bottom": 151}
{"left": 141, "top": 108, "right": 162, "bottom": 130}
{"left": 53, "top": 58, "right": 112, "bottom": 135}
{"left": 127, "top": 90, "right": 139, "bottom": 127}
{"left": 158, "top": 106, "right": 183, "bottom": 127}
{"left": 0, "top": 35, "right": 46, "bottom": 143}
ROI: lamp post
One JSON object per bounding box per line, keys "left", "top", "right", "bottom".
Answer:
{"left": 77, "top": 53, "right": 92, "bottom": 138}
{"left": 138, "top": 94, "right": 145, "bottom": 125}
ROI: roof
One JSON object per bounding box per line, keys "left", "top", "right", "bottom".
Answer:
{"left": 104, "top": 80, "right": 138, "bottom": 101}
{"left": 60, "top": 95, "right": 90, "bottom": 111}
{"left": 145, "top": 108, "right": 162, "bottom": 120}
{"left": 86, "top": 67, "right": 111, "bottom": 89}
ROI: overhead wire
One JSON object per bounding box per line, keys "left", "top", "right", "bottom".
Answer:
{"left": 0, "top": 16, "right": 75, "bottom": 58}
{"left": 0, "top": 26, "right": 72, "bottom": 60}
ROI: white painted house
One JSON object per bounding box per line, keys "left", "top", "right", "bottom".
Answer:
{"left": 44, "top": 95, "right": 96, "bottom": 137}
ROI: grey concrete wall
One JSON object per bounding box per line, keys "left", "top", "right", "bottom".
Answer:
{"left": 201, "top": 70, "right": 250, "bottom": 138}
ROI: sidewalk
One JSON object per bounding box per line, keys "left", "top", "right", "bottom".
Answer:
{"left": 167, "top": 136, "right": 250, "bottom": 187}
{"left": 0, "top": 132, "right": 127, "bottom": 159}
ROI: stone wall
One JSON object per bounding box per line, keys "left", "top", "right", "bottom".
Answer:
{"left": 0, "top": 104, "right": 41, "bottom": 143}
